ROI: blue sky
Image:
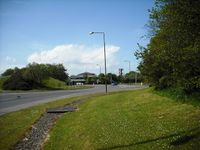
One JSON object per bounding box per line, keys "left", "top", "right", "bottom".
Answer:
{"left": 0, "top": 0, "right": 154, "bottom": 75}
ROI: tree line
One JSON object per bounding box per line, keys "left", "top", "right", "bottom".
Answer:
{"left": 135, "top": 0, "right": 200, "bottom": 94}
{"left": 1, "top": 63, "right": 142, "bottom": 90}
{"left": 1, "top": 63, "right": 68, "bottom": 90}
{"left": 80, "top": 71, "right": 142, "bottom": 84}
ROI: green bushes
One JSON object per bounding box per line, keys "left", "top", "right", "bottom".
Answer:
{"left": 1, "top": 63, "right": 68, "bottom": 90}
{"left": 0, "top": 76, "right": 10, "bottom": 90}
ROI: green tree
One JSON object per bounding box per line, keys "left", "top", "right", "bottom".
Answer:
{"left": 136, "top": 0, "right": 200, "bottom": 93}
{"left": 98, "top": 73, "right": 105, "bottom": 84}
{"left": 1, "top": 68, "right": 15, "bottom": 76}
{"left": 2, "top": 63, "right": 69, "bottom": 90}
{"left": 3, "top": 69, "right": 31, "bottom": 90}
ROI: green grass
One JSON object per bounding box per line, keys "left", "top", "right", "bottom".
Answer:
{"left": 44, "top": 89, "right": 200, "bottom": 150}
{"left": 42, "top": 77, "right": 67, "bottom": 89}
{"left": 0, "top": 94, "right": 102, "bottom": 150}
{"left": 1, "top": 89, "right": 200, "bottom": 150}
{"left": 153, "top": 88, "right": 200, "bottom": 106}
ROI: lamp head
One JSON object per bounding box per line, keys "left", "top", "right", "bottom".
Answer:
{"left": 89, "top": 32, "right": 94, "bottom": 35}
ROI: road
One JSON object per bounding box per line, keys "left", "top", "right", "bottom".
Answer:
{"left": 0, "top": 84, "right": 146, "bottom": 115}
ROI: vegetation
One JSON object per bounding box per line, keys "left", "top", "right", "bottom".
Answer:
{"left": 43, "top": 77, "right": 91, "bottom": 90}
{"left": 43, "top": 89, "right": 200, "bottom": 149}
{"left": 1, "top": 63, "right": 68, "bottom": 90}
{"left": 1, "top": 89, "right": 200, "bottom": 150}
{"left": 0, "top": 76, "right": 10, "bottom": 90}
{"left": 42, "top": 77, "right": 67, "bottom": 89}
{"left": 1, "top": 68, "right": 15, "bottom": 76}
{"left": 0, "top": 94, "right": 100, "bottom": 150}
{"left": 123, "top": 71, "right": 143, "bottom": 83}
{"left": 153, "top": 88, "right": 200, "bottom": 106}
{"left": 135, "top": 0, "right": 200, "bottom": 94}
{"left": 86, "top": 71, "right": 143, "bottom": 84}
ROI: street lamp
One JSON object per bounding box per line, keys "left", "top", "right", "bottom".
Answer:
{"left": 124, "top": 60, "right": 131, "bottom": 73}
{"left": 96, "top": 64, "right": 101, "bottom": 74}
{"left": 90, "top": 32, "right": 107, "bottom": 93}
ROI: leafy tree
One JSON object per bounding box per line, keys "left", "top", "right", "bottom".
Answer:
{"left": 3, "top": 69, "right": 31, "bottom": 90}
{"left": 106, "top": 73, "right": 118, "bottom": 84}
{"left": 98, "top": 73, "right": 105, "bottom": 84}
{"left": 46, "top": 64, "right": 68, "bottom": 81}
{"left": 2, "top": 63, "right": 69, "bottom": 90}
{"left": 24, "top": 63, "right": 46, "bottom": 84}
{"left": 1, "top": 68, "right": 14, "bottom": 76}
{"left": 136, "top": 0, "right": 200, "bottom": 94}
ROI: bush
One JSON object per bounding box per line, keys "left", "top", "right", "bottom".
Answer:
{"left": 3, "top": 71, "right": 31, "bottom": 90}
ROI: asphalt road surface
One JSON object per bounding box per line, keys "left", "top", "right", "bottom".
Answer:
{"left": 0, "top": 84, "right": 146, "bottom": 115}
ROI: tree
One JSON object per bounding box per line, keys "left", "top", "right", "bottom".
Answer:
{"left": 24, "top": 63, "right": 46, "bottom": 84}
{"left": 2, "top": 63, "right": 69, "bottom": 90}
{"left": 98, "top": 73, "right": 105, "bottom": 84}
{"left": 1, "top": 68, "right": 16, "bottom": 76}
{"left": 3, "top": 69, "right": 31, "bottom": 90}
{"left": 136, "top": 0, "right": 200, "bottom": 93}
{"left": 46, "top": 64, "right": 68, "bottom": 81}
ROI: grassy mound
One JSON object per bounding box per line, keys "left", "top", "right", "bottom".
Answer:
{"left": 42, "top": 77, "right": 66, "bottom": 89}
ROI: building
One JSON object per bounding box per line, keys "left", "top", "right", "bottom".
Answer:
{"left": 70, "top": 72, "right": 96, "bottom": 85}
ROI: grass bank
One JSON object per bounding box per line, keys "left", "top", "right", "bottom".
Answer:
{"left": 0, "top": 88, "right": 200, "bottom": 150}
{"left": 153, "top": 88, "right": 200, "bottom": 106}
{"left": 44, "top": 89, "right": 200, "bottom": 150}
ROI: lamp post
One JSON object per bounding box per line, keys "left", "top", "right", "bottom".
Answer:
{"left": 124, "top": 60, "right": 131, "bottom": 73}
{"left": 90, "top": 32, "right": 107, "bottom": 93}
{"left": 96, "top": 64, "right": 101, "bottom": 74}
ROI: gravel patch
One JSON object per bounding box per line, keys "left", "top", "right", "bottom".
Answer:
{"left": 15, "top": 113, "right": 62, "bottom": 150}
{"left": 14, "top": 99, "right": 86, "bottom": 150}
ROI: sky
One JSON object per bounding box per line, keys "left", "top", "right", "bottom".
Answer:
{"left": 0, "top": 0, "right": 154, "bottom": 75}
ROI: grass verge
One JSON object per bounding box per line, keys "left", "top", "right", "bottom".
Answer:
{"left": 44, "top": 88, "right": 200, "bottom": 150}
{"left": 153, "top": 88, "right": 200, "bottom": 106}
{"left": 0, "top": 88, "right": 200, "bottom": 150}
{"left": 0, "top": 93, "right": 103, "bottom": 150}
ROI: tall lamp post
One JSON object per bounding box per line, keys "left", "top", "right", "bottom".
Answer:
{"left": 90, "top": 32, "right": 107, "bottom": 93}
{"left": 96, "top": 64, "right": 101, "bottom": 74}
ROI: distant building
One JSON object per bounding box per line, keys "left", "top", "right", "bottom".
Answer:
{"left": 70, "top": 72, "right": 96, "bottom": 85}
{"left": 77, "top": 72, "right": 96, "bottom": 78}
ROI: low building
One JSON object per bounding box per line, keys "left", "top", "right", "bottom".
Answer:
{"left": 70, "top": 72, "right": 96, "bottom": 85}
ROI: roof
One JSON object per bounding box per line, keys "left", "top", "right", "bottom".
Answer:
{"left": 70, "top": 72, "right": 96, "bottom": 79}
{"left": 77, "top": 72, "right": 96, "bottom": 78}
{"left": 77, "top": 72, "right": 96, "bottom": 76}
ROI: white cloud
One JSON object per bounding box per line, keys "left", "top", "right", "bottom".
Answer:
{"left": 27, "top": 44, "right": 120, "bottom": 75}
